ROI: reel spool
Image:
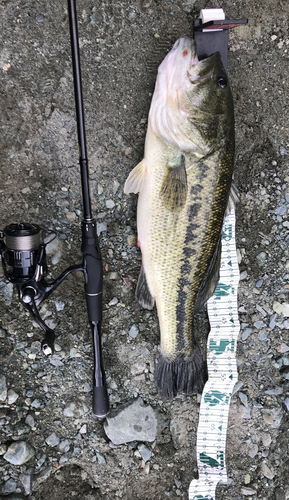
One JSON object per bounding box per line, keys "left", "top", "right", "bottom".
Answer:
{"left": 2, "top": 223, "right": 45, "bottom": 281}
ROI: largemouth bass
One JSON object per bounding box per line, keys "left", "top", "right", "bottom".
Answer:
{"left": 124, "top": 36, "right": 235, "bottom": 398}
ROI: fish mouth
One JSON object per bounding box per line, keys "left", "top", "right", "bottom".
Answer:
{"left": 172, "top": 36, "right": 220, "bottom": 84}
{"left": 188, "top": 51, "right": 221, "bottom": 84}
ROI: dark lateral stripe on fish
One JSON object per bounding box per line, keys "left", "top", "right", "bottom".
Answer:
{"left": 155, "top": 347, "right": 207, "bottom": 398}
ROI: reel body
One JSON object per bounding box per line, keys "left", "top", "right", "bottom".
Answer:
{"left": 0, "top": 222, "right": 83, "bottom": 355}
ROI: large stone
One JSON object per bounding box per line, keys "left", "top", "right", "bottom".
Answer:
{"left": 3, "top": 441, "right": 35, "bottom": 465}
{"left": 104, "top": 400, "right": 158, "bottom": 445}
{"left": 19, "top": 470, "right": 33, "bottom": 496}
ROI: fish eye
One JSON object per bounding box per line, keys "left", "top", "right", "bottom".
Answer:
{"left": 217, "top": 76, "right": 227, "bottom": 88}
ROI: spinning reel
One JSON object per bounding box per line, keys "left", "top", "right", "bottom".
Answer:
{"left": 0, "top": 222, "right": 83, "bottom": 356}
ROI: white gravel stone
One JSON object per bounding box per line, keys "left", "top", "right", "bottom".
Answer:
{"left": 7, "top": 389, "right": 19, "bottom": 405}
{"left": 55, "top": 301, "right": 65, "bottom": 311}
{"left": 97, "top": 222, "right": 107, "bottom": 235}
{"left": 79, "top": 424, "right": 87, "bottom": 434}
{"left": 109, "top": 297, "right": 118, "bottom": 306}
{"left": 273, "top": 301, "right": 289, "bottom": 317}
{"left": 241, "top": 487, "right": 257, "bottom": 496}
{"left": 0, "top": 375, "right": 7, "bottom": 402}
{"left": 261, "top": 462, "right": 275, "bottom": 479}
{"left": 106, "top": 199, "right": 115, "bottom": 209}
{"left": 63, "top": 403, "right": 75, "bottom": 417}
{"left": 129, "top": 324, "right": 139, "bottom": 338}
{"left": 25, "top": 414, "right": 35, "bottom": 428}
{"left": 3, "top": 441, "right": 35, "bottom": 465}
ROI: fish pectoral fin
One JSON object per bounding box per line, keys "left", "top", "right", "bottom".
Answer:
{"left": 124, "top": 159, "right": 147, "bottom": 194}
{"left": 136, "top": 265, "right": 155, "bottom": 310}
{"left": 160, "top": 154, "right": 187, "bottom": 210}
{"left": 194, "top": 238, "right": 222, "bottom": 313}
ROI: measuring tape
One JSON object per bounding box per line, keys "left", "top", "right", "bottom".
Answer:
{"left": 189, "top": 209, "right": 240, "bottom": 500}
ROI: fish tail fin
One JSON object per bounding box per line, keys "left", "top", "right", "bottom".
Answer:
{"left": 155, "top": 347, "right": 207, "bottom": 398}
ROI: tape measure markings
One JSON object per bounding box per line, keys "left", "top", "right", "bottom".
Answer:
{"left": 189, "top": 211, "right": 240, "bottom": 500}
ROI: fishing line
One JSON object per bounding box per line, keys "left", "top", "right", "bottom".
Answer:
{"left": 5, "top": 223, "right": 42, "bottom": 251}
{"left": 189, "top": 208, "right": 240, "bottom": 500}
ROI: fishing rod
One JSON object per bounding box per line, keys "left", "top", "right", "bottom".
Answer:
{"left": 0, "top": 0, "right": 109, "bottom": 419}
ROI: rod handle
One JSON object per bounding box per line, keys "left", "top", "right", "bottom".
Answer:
{"left": 93, "top": 386, "right": 109, "bottom": 418}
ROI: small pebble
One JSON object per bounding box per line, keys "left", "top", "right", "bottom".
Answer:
{"left": 49, "top": 356, "right": 64, "bottom": 367}
{"left": 7, "top": 389, "right": 19, "bottom": 405}
{"left": 55, "top": 301, "right": 65, "bottom": 311}
{"left": 248, "top": 443, "right": 258, "bottom": 458}
{"left": 0, "top": 444, "right": 7, "bottom": 455}
{"left": 79, "top": 424, "right": 87, "bottom": 434}
{"left": 269, "top": 314, "right": 277, "bottom": 329}
{"left": 255, "top": 320, "right": 266, "bottom": 329}
{"left": 273, "top": 301, "right": 289, "bottom": 317}
{"left": 138, "top": 443, "right": 152, "bottom": 462}
{"left": 106, "top": 199, "right": 115, "bottom": 209}
{"left": 97, "top": 222, "right": 107, "bottom": 235}
{"left": 261, "top": 462, "right": 275, "bottom": 479}
{"left": 256, "top": 252, "right": 267, "bottom": 266}
{"left": 242, "top": 328, "right": 252, "bottom": 341}
{"left": 0, "top": 375, "right": 7, "bottom": 402}
{"left": 241, "top": 487, "right": 257, "bottom": 496}
{"left": 129, "top": 324, "right": 139, "bottom": 338}
{"left": 244, "top": 474, "right": 250, "bottom": 484}
{"left": 2, "top": 477, "right": 17, "bottom": 494}
{"left": 25, "top": 414, "right": 35, "bottom": 427}
{"left": 239, "top": 270, "right": 247, "bottom": 280}
{"left": 46, "top": 432, "right": 60, "bottom": 447}
{"left": 63, "top": 403, "right": 75, "bottom": 417}
{"left": 19, "top": 471, "right": 33, "bottom": 495}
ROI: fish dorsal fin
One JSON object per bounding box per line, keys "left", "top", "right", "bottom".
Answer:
{"left": 194, "top": 237, "right": 221, "bottom": 313}
{"left": 160, "top": 154, "right": 187, "bottom": 211}
{"left": 136, "top": 265, "right": 155, "bottom": 310}
{"left": 124, "top": 159, "right": 147, "bottom": 194}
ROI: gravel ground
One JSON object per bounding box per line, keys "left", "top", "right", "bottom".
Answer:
{"left": 1, "top": 0, "right": 289, "bottom": 499}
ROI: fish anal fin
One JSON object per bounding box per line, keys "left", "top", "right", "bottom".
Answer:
{"left": 194, "top": 238, "right": 222, "bottom": 313}
{"left": 136, "top": 265, "right": 155, "bottom": 310}
{"left": 124, "top": 159, "right": 147, "bottom": 194}
{"left": 160, "top": 154, "right": 187, "bottom": 211}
